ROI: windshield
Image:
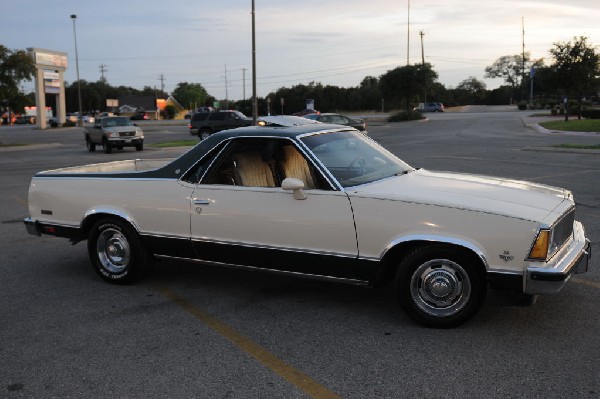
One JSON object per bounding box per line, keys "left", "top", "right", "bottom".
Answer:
{"left": 102, "top": 117, "right": 133, "bottom": 127}
{"left": 301, "top": 130, "right": 412, "bottom": 187}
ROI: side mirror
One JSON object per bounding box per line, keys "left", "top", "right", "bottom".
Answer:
{"left": 281, "top": 178, "right": 307, "bottom": 200}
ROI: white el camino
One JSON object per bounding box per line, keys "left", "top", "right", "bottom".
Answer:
{"left": 24, "top": 124, "right": 591, "bottom": 328}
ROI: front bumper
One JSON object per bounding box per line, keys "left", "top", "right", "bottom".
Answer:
{"left": 525, "top": 221, "right": 591, "bottom": 294}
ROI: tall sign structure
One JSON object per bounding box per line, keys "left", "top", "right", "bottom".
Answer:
{"left": 27, "top": 48, "right": 68, "bottom": 129}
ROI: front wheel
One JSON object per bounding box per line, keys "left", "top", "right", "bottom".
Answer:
{"left": 395, "top": 244, "right": 486, "bottom": 328}
{"left": 136, "top": 142, "right": 143, "bottom": 151}
{"left": 103, "top": 138, "right": 112, "bottom": 154}
{"left": 87, "top": 218, "right": 153, "bottom": 284}
{"left": 86, "top": 138, "right": 96, "bottom": 152}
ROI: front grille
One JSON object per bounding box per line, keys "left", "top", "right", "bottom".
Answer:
{"left": 550, "top": 208, "right": 575, "bottom": 256}
{"left": 119, "top": 131, "right": 136, "bottom": 137}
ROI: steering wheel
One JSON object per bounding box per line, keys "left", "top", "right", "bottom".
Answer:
{"left": 347, "top": 156, "right": 366, "bottom": 175}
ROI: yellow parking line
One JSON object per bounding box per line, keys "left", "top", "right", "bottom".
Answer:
{"left": 571, "top": 277, "right": 600, "bottom": 289}
{"left": 153, "top": 283, "right": 341, "bottom": 399}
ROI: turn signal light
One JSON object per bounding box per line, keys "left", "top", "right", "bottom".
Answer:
{"left": 529, "top": 229, "right": 550, "bottom": 260}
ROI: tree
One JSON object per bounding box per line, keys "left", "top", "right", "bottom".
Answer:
{"left": 549, "top": 36, "right": 600, "bottom": 120}
{"left": 172, "top": 82, "right": 210, "bottom": 110}
{"left": 0, "top": 45, "right": 36, "bottom": 117}
{"left": 455, "top": 76, "right": 487, "bottom": 104}
{"left": 379, "top": 63, "right": 438, "bottom": 112}
{"left": 485, "top": 54, "right": 531, "bottom": 102}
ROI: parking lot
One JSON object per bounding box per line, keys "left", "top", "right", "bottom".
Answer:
{"left": 1, "top": 111, "right": 599, "bottom": 398}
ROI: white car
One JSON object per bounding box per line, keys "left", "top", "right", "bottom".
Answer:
{"left": 23, "top": 125, "right": 590, "bottom": 327}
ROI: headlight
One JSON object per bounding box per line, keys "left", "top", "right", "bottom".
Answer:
{"left": 110, "top": 132, "right": 119, "bottom": 138}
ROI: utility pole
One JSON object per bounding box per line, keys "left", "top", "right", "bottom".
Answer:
{"left": 99, "top": 64, "right": 107, "bottom": 83}
{"left": 158, "top": 74, "right": 165, "bottom": 94}
{"left": 251, "top": 0, "right": 257, "bottom": 125}
{"left": 224, "top": 64, "right": 229, "bottom": 109}
{"left": 522, "top": 17, "right": 526, "bottom": 102}
{"left": 242, "top": 68, "right": 247, "bottom": 112}
{"left": 419, "top": 30, "right": 425, "bottom": 64}
{"left": 406, "top": 0, "right": 411, "bottom": 66}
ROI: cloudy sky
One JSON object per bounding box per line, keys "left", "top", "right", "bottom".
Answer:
{"left": 3, "top": 0, "right": 599, "bottom": 101}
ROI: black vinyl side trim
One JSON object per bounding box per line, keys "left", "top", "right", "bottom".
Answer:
{"left": 140, "top": 234, "right": 195, "bottom": 259}
{"left": 192, "top": 239, "right": 361, "bottom": 280}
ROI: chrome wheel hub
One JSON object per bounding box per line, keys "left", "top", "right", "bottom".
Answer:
{"left": 97, "top": 228, "right": 130, "bottom": 273}
{"left": 410, "top": 259, "right": 471, "bottom": 317}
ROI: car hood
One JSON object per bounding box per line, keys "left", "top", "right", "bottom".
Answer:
{"left": 348, "top": 169, "right": 571, "bottom": 222}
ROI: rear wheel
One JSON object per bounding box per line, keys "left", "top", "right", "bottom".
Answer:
{"left": 395, "top": 244, "right": 486, "bottom": 328}
{"left": 87, "top": 218, "right": 153, "bottom": 284}
{"left": 199, "top": 128, "right": 211, "bottom": 141}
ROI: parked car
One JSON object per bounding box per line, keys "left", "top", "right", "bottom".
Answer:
{"left": 304, "top": 113, "right": 367, "bottom": 132}
{"left": 130, "top": 112, "right": 149, "bottom": 120}
{"left": 84, "top": 116, "right": 144, "bottom": 153}
{"left": 292, "top": 109, "right": 320, "bottom": 116}
{"left": 257, "top": 115, "right": 320, "bottom": 127}
{"left": 15, "top": 115, "right": 36, "bottom": 124}
{"left": 415, "top": 102, "right": 444, "bottom": 112}
{"left": 23, "top": 124, "right": 590, "bottom": 328}
{"left": 188, "top": 110, "right": 252, "bottom": 140}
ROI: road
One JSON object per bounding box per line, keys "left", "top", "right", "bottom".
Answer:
{"left": 1, "top": 111, "right": 599, "bottom": 398}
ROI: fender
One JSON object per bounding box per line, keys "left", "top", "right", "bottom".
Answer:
{"left": 379, "top": 233, "right": 490, "bottom": 270}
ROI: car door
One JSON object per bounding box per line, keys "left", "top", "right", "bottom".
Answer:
{"left": 189, "top": 137, "right": 359, "bottom": 280}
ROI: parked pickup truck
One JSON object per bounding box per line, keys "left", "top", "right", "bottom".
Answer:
{"left": 85, "top": 116, "right": 144, "bottom": 153}
{"left": 23, "top": 124, "right": 590, "bottom": 328}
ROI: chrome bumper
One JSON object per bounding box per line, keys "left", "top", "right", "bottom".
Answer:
{"left": 525, "top": 221, "right": 591, "bottom": 295}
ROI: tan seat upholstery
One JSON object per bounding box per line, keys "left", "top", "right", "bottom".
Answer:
{"left": 232, "top": 151, "right": 275, "bottom": 187}
{"left": 280, "top": 146, "right": 315, "bottom": 189}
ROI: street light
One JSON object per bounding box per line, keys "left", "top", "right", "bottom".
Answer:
{"left": 70, "top": 14, "right": 83, "bottom": 126}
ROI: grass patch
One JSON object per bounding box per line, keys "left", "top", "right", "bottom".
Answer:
{"left": 539, "top": 119, "right": 600, "bottom": 133}
{"left": 150, "top": 140, "right": 198, "bottom": 148}
{"left": 552, "top": 143, "right": 600, "bottom": 150}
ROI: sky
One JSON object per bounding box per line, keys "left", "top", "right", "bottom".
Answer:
{"left": 3, "top": 0, "right": 600, "bottom": 103}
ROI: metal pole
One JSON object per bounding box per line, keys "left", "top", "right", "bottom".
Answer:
{"left": 70, "top": 14, "right": 83, "bottom": 126}
{"left": 406, "top": 0, "right": 410, "bottom": 66}
{"left": 251, "top": 0, "right": 257, "bottom": 124}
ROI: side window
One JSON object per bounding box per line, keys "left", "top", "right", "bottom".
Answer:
{"left": 201, "top": 138, "right": 332, "bottom": 190}
{"left": 181, "top": 142, "right": 226, "bottom": 184}
{"left": 209, "top": 113, "right": 225, "bottom": 121}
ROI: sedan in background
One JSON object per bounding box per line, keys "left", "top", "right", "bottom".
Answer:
{"left": 304, "top": 112, "right": 367, "bottom": 133}
{"left": 292, "top": 109, "right": 320, "bottom": 117}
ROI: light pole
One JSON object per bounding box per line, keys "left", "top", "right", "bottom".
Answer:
{"left": 70, "top": 14, "right": 83, "bottom": 126}
{"left": 251, "top": 0, "right": 257, "bottom": 125}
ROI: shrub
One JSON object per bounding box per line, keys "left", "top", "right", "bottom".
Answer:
{"left": 581, "top": 109, "right": 600, "bottom": 119}
{"left": 517, "top": 101, "right": 527, "bottom": 110}
{"left": 388, "top": 110, "right": 424, "bottom": 122}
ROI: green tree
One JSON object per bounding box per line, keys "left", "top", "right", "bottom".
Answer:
{"left": 549, "top": 36, "right": 600, "bottom": 120}
{"left": 172, "top": 82, "right": 210, "bottom": 110}
{"left": 454, "top": 76, "right": 487, "bottom": 105}
{"left": 379, "top": 63, "right": 438, "bottom": 113}
{"left": 485, "top": 54, "right": 533, "bottom": 102}
{"left": 0, "top": 45, "right": 36, "bottom": 117}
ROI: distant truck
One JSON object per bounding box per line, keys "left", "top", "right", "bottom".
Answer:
{"left": 415, "top": 102, "right": 444, "bottom": 112}
{"left": 188, "top": 110, "right": 252, "bottom": 140}
{"left": 84, "top": 116, "right": 144, "bottom": 153}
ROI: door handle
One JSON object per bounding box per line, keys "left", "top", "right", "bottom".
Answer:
{"left": 193, "top": 199, "right": 210, "bottom": 205}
